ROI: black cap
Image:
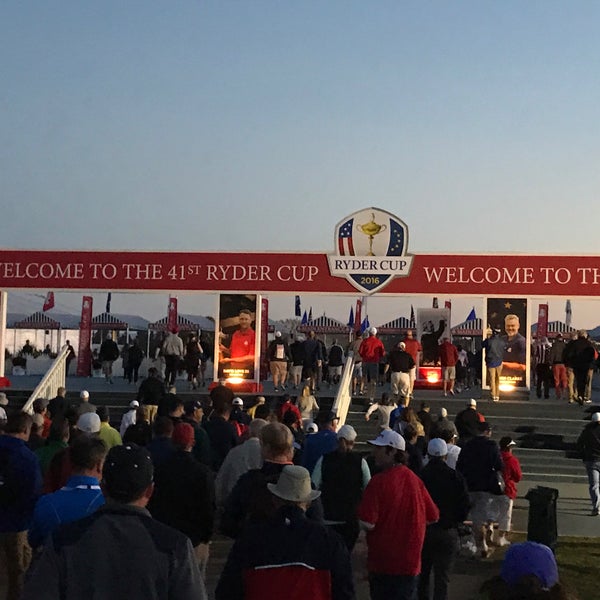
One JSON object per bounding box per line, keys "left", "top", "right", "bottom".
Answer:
{"left": 184, "top": 399, "right": 203, "bottom": 415}
{"left": 102, "top": 444, "right": 153, "bottom": 502}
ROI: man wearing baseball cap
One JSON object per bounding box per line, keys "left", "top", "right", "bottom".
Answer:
{"left": 24, "top": 443, "right": 207, "bottom": 600}
{"left": 419, "top": 438, "right": 470, "bottom": 600}
{"left": 311, "top": 424, "right": 371, "bottom": 550}
{"left": 576, "top": 412, "right": 600, "bottom": 516}
{"left": 216, "top": 465, "right": 354, "bottom": 600}
{"left": 357, "top": 429, "right": 439, "bottom": 600}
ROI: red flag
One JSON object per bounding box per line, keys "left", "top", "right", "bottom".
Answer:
{"left": 537, "top": 303, "right": 549, "bottom": 339}
{"left": 167, "top": 297, "right": 178, "bottom": 331}
{"left": 43, "top": 291, "right": 55, "bottom": 312}
{"left": 76, "top": 296, "right": 93, "bottom": 377}
{"left": 444, "top": 300, "right": 452, "bottom": 310}
{"left": 355, "top": 299, "right": 362, "bottom": 334}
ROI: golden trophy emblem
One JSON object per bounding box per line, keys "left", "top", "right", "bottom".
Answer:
{"left": 356, "top": 213, "right": 387, "bottom": 256}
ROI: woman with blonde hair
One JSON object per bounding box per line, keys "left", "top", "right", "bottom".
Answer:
{"left": 297, "top": 385, "right": 319, "bottom": 424}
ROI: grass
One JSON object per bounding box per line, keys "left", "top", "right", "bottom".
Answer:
{"left": 555, "top": 537, "right": 600, "bottom": 600}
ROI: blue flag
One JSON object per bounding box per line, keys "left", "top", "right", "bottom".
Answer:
{"left": 360, "top": 316, "right": 370, "bottom": 334}
{"left": 301, "top": 310, "right": 308, "bottom": 325}
{"left": 295, "top": 295, "right": 301, "bottom": 317}
{"left": 347, "top": 307, "right": 354, "bottom": 328}
{"left": 466, "top": 307, "right": 476, "bottom": 321}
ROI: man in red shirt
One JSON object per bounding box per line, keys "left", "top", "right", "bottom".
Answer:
{"left": 359, "top": 328, "right": 386, "bottom": 405}
{"left": 357, "top": 429, "right": 439, "bottom": 600}
{"left": 220, "top": 309, "right": 256, "bottom": 378}
{"left": 438, "top": 337, "right": 459, "bottom": 397}
{"left": 403, "top": 331, "right": 422, "bottom": 401}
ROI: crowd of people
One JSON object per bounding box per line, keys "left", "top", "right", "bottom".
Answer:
{"left": 1, "top": 364, "right": 581, "bottom": 600}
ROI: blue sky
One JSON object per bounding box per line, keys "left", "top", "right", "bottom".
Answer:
{"left": 3, "top": 2, "right": 600, "bottom": 324}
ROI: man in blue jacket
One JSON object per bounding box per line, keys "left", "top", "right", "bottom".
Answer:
{"left": 0, "top": 412, "right": 42, "bottom": 600}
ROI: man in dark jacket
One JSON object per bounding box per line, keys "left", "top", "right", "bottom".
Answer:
{"left": 24, "top": 443, "right": 206, "bottom": 600}
{"left": 577, "top": 412, "right": 600, "bottom": 516}
{"left": 267, "top": 331, "right": 290, "bottom": 392}
{"left": 419, "top": 438, "right": 470, "bottom": 600}
{"left": 454, "top": 399, "right": 483, "bottom": 444}
{"left": 205, "top": 386, "right": 239, "bottom": 471}
{"left": 570, "top": 329, "right": 596, "bottom": 404}
{"left": 216, "top": 465, "right": 354, "bottom": 600}
{"left": 98, "top": 334, "right": 120, "bottom": 384}
{"left": 136, "top": 367, "right": 165, "bottom": 422}
{"left": 47, "top": 386, "right": 68, "bottom": 421}
{"left": 149, "top": 423, "right": 215, "bottom": 578}
{"left": 456, "top": 421, "right": 503, "bottom": 558}
{"left": 387, "top": 341, "right": 415, "bottom": 401}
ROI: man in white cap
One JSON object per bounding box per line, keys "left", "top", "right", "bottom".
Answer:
{"left": 216, "top": 465, "right": 354, "bottom": 600}
{"left": 120, "top": 400, "right": 140, "bottom": 438}
{"left": 311, "top": 424, "right": 371, "bottom": 550}
{"left": 359, "top": 327, "right": 386, "bottom": 405}
{"left": 454, "top": 399, "right": 483, "bottom": 444}
{"left": 576, "top": 412, "right": 600, "bottom": 515}
{"left": 77, "top": 390, "right": 96, "bottom": 416}
{"left": 357, "top": 429, "right": 439, "bottom": 600}
{"left": 419, "top": 438, "right": 470, "bottom": 600}
{"left": 267, "top": 331, "right": 290, "bottom": 392}
{"left": 387, "top": 341, "right": 415, "bottom": 403}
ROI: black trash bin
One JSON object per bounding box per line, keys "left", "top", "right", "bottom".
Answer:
{"left": 525, "top": 486, "right": 559, "bottom": 550}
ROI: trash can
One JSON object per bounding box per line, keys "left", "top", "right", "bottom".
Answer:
{"left": 525, "top": 486, "right": 559, "bottom": 550}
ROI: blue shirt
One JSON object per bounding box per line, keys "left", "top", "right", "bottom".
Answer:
{"left": 302, "top": 429, "right": 338, "bottom": 474}
{"left": 0, "top": 435, "right": 42, "bottom": 533}
{"left": 29, "top": 474, "right": 104, "bottom": 548}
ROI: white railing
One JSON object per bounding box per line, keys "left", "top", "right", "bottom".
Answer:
{"left": 332, "top": 351, "right": 355, "bottom": 426}
{"left": 22, "top": 345, "right": 69, "bottom": 414}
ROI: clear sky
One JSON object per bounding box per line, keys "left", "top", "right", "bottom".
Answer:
{"left": 3, "top": 2, "right": 600, "bottom": 325}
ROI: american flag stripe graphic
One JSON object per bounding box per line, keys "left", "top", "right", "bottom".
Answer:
{"left": 338, "top": 218, "right": 355, "bottom": 256}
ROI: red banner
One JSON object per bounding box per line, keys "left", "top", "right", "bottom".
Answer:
{"left": 537, "top": 304, "right": 549, "bottom": 339}
{"left": 167, "top": 297, "right": 177, "bottom": 331}
{"left": 355, "top": 299, "right": 362, "bottom": 334}
{"left": 76, "top": 296, "right": 93, "bottom": 377}
{"left": 42, "top": 291, "right": 54, "bottom": 312}
{"left": 260, "top": 297, "right": 269, "bottom": 382}
{"left": 2, "top": 250, "right": 600, "bottom": 296}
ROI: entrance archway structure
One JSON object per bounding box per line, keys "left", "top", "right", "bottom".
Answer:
{"left": 1, "top": 207, "right": 600, "bottom": 391}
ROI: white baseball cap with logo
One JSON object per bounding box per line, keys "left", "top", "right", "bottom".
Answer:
{"left": 367, "top": 429, "right": 405, "bottom": 451}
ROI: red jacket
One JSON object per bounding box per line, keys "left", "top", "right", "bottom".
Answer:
{"left": 501, "top": 450, "right": 522, "bottom": 500}
{"left": 359, "top": 336, "right": 385, "bottom": 363}
{"left": 438, "top": 341, "right": 458, "bottom": 367}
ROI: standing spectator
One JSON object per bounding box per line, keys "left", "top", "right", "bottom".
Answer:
{"left": 97, "top": 406, "right": 122, "bottom": 450}
{"left": 496, "top": 436, "right": 522, "bottom": 546}
{"left": 576, "top": 412, "right": 600, "bottom": 516}
{"left": 205, "top": 386, "right": 239, "bottom": 471}
{"left": 311, "top": 424, "right": 371, "bottom": 550}
{"left": 77, "top": 390, "right": 96, "bottom": 416}
{"left": 534, "top": 337, "right": 552, "bottom": 400}
{"left": 438, "top": 337, "right": 459, "bottom": 397}
{"left": 387, "top": 342, "right": 415, "bottom": 402}
{"left": 549, "top": 333, "right": 568, "bottom": 401}
{"left": 429, "top": 407, "right": 458, "bottom": 442}
{"left": 419, "top": 438, "right": 470, "bottom": 600}
{"left": 29, "top": 436, "right": 106, "bottom": 550}
{"left": 120, "top": 400, "right": 139, "bottom": 438}
{"left": 123, "top": 407, "right": 153, "bottom": 447}
{"left": 288, "top": 335, "right": 306, "bottom": 389}
{"left": 417, "top": 402, "right": 433, "bottom": 440}
{"left": 184, "top": 334, "right": 203, "bottom": 390}
{"left": 456, "top": 421, "right": 504, "bottom": 558}
{"left": 297, "top": 385, "right": 320, "bottom": 425}
{"left": 0, "top": 412, "right": 42, "bottom": 600}
{"left": 47, "top": 387, "right": 68, "bottom": 421}
{"left": 216, "top": 465, "right": 354, "bottom": 600}
{"left": 215, "top": 419, "right": 267, "bottom": 508}
{"left": 35, "top": 419, "right": 70, "bottom": 475}
{"left": 365, "top": 392, "right": 397, "bottom": 431}
{"left": 328, "top": 339, "right": 345, "bottom": 385}
{"left": 267, "top": 331, "right": 290, "bottom": 392}
{"left": 127, "top": 339, "right": 144, "bottom": 384}
{"left": 149, "top": 423, "right": 215, "bottom": 580}
{"left": 570, "top": 330, "right": 596, "bottom": 404}
{"left": 162, "top": 326, "right": 184, "bottom": 387}
{"left": 563, "top": 332, "right": 579, "bottom": 404}
{"left": 357, "top": 429, "right": 439, "bottom": 600}
{"left": 63, "top": 340, "right": 76, "bottom": 376}
{"left": 32, "top": 398, "right": 52, "bottom": 438}
{"left": 455, "top": 345, "right": 468, "bottom": 393}
{"left": 146, "top": 417, "right": 175, "bottom": 468}
{"left": 302, "top": 411, "right": 340, "bottom": 474}
{"left": 359, "top": 327, "right": 386, "bottom": 405}
{"left": 454, "top": 399, "right": 484, "bottom": 445}
{"left": 482, "top": 328, "right": 505, "bottom": 402}
{"left": 99, "top": 334, "right": 120, "bottom": 384}
{"left": 349, "top": 334, "right": 365, "bottom": 396}
{"left": 182, "top": 400, "right": 212, "bottom": 467}
{"left": 302, "top": 331, "right": 323, "bottom": 392}
{"left": 136, "top": 367, "right": 165, "bottom": 422}
{"left": 23, "top": 443, "right": 207, "bottom": 600}
{"left": 403, "top": 330, "right": 422, "bottom": 401}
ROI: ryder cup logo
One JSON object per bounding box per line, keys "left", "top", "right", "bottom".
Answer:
{"left": 328, "top": 207, "right": 413, "bottom": 294}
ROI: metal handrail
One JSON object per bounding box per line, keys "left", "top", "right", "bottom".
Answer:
{"left": 22, "top": 345, "right": 69, "bottom": 414}
{"left": 332, "top": 351, "right": 355, "bottom": 426}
